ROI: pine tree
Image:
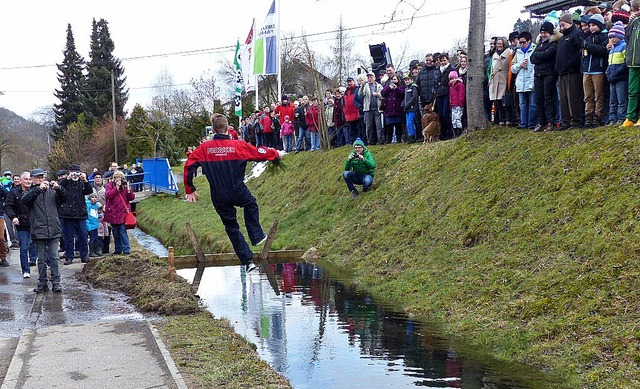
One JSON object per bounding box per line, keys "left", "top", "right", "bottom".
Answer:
{"left": 53, "top": 24, "right": 85, "bottom": 140}
{"left": 84, "top": 18, "right": 128, "bottom": 125}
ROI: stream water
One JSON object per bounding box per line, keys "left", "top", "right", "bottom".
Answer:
{"left": 133, "top": 229, "right": 562, "bottom": 389}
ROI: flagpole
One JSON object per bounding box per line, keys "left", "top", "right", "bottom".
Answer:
{"left": 276, "top": 0, "right": 282, "bottom": 100}
{"left": 255, "top": 75, "right": 259, "bottom": 110}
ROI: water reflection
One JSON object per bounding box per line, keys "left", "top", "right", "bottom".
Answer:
{"left": 179, "top": 262, "right": 561, "bottom": 389}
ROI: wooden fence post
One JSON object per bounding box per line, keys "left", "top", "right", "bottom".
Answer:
{"left": 185, "top": 223, "right": 207, "bottom": 294}
{"left": 168, "top": 246, "right": 175, "bottom": 282}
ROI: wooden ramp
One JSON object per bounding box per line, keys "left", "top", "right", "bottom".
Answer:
{"left": 172, "top": 221, "right": 300, "bottom": 296}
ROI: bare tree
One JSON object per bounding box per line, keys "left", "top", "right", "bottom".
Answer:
{"left": 190, "top": 70, "right": 220, "bottom": 114}
{"left": 300, "top": 32, "right": 330, "bottom": 149}
{"left": 0, "top": 117, "right": 18, "bottom": 172}
{"left": 329, "top": 17, "right": 355, "bottom": 85}
{"left": 466, "top": 0, "right": 488, "bottom": 131}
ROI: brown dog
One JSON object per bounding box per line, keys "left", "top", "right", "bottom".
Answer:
{"left": 421, "top": 103, "right": 441, "bottom": 143}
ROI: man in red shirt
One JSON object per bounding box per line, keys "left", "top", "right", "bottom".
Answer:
{"left": 184, "top": 114, "right": 280, "bottom": 272}
{"left": 274, "top": 95, "right": 295, "bottom": 126}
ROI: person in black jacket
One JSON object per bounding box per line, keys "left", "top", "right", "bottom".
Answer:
{"left": 531, "top": 22, "right": 561, "bottom": 132}
{"left": 555, "top": 12, "right": 585, "bottom": 130}
{"left": 58, "top": 164, "right": 93, "bottom": 265}
{"left": 582, "top": 14, "right": 609, "bottom": 127}
{"left": 0, "top": 183, "right": 8, "bottom": 267}
{"left": 22, "top": 169, "right": 66, "bottom": 293}
{"left": 416, "top": 53, "right": 441, "bottom": 109}
{"left": 4, "top": 172, "right": 38, "bottom": 277}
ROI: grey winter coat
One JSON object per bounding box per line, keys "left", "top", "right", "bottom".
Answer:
{"left": 22, "top": 185, "right": 66, "bottom": 240}
{"left": 358, "top": 82, "right": 383, "bottom": 112}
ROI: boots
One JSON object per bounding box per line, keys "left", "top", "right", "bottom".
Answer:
{"left": 89, "top": 244, "right": 97, "bottom": 258}
{"left": 584, "top": 115, "right": 593, "bottom": 128}
{"left": 94, "top": 241, "right": 103, "bottom": 257}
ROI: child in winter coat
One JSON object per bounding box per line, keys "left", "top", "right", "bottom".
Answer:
{"left": 582, "top": 14, "right": 610, "bottom": 127}
{"left": 449, "top": 70, "right": 466, "bottom": 136}
{"left": 97, "top": 203, "right": 107, "bottom": 255}
{"left": 402, "top": 73, "right": 420, "bottom": 143}
{"left": 85, "top": 193, "right": 100, "bottom": 258}
{"left": 607, "top": 22, "right": 629, "bottom": 125}
{"left": 280, "top": 115, "right": 295, "bottom": 152}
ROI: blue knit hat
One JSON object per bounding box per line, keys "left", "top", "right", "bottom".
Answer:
{"left": 609, "top": 21, "right": 625, "bottom": 40}
{"left": 353, "top": 137, "right": 365, "bottom": 148}
{"left": 588, "top": 14, "right": 605, "bottom": 30}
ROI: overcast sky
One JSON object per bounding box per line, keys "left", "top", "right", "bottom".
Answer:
{"left": 0, "top": 0, "right": 531, "bottom": 119}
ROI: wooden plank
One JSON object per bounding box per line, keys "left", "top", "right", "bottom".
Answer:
{"left": 168, "top": 246, "right": 175, "bottom": 282}
{"left": 165, "top": 250, "right": 305, "bottom": 270}
{"left": 185, "top": 223, "right": 207, "bottom": 294}
{"left": 257, "top": 220, "right": 280, "bottom": 296}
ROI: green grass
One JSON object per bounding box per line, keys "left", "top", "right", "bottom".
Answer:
{"left": 137, "top": 126, "right": 640, "bottom": 388}
{"left": 78, "top": 245, "right": 291, "bottom": 389}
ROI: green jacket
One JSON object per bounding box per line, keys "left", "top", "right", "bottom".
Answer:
{"left": 626, "top": 17, "right": 640, "bottom": 67}
{"left": 344, "top": 147, "right": 376, "bottom": 176}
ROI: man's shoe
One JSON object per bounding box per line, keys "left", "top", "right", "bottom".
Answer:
{"left": 33, "top": 284, "right": 48, "bottom": 293}
{"left": 63, "top": 259, "right": 73, "bottom": 265}
{"left": 246, "top": 261, "right": 258, "bottom": 273}
{"left": 532, "top": 124, "right": 543, "bottom": 132}
{"left": 23, "top": 272, "right": 30, "bottom": 279}
{"left": 52, "top": 284, "right": 62, "bottom": 293}
{"left": 543, "top": 124, "right": 554, "bottom": 132}
{"left": 0, "top": 259, "right": 9, "bottom": 267}
{"left": 351, "top": 190, "right": 359, "bottom": 199}
{"left": 254, "top": 235, "right": 268, "bottom": 246}
{"left": 29, "top": 262, "right": 36, "bottom": 267}
{"left": 635, "top": 119, "right": 640, "bottom": 126}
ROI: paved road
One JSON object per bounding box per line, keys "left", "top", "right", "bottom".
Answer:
{"left": 0, "top": 247, "right": 186, "bottom": 389}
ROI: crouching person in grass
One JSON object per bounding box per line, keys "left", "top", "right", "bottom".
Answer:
{"left": 342, "top": 138, "right": 376, "bottom": 199}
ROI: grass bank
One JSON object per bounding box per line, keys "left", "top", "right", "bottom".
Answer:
{"left": 137, "top": 126, "right": 640, "bottom": 388}
{"left": 78, "top": 247, "right": 291, "bottom": 389}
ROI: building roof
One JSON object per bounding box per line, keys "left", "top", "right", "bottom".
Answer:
{"left": 523, "top": 0, "right": 599, "bottom": 16}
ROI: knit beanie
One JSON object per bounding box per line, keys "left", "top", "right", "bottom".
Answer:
{"left": 353, "top": 138, "right": 365, "bottom": 148}
{"left": 449, "top": 70, "right": 459, "bottom": 79}
{"left": 608, "top": 21, "right": 626, "bottom": 40}
{"left": 588, "top": 14, "right": 606, "bottom": 30}
{"left": 612, "top": 10, "right": 630, "bottom": 24}
{"left": 560, "top": 12, "right": 574, "bottom": 25}
{"left": 545, "top": 10, "right": 560, "bottom": 27}
{"left": 540, "top": 21, "right": 555, "bottom": 34}
{"left": 581, "top": 14, "right": 592, "bottom": 24}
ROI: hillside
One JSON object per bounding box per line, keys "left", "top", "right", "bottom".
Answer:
{"left": 0, "top": 107, "right": 50, "bottom": 173}
{"left": 136, "top": 127, "right": 640, "bottom": 388}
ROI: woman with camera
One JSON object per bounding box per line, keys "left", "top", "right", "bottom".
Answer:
{"left": 104, "top": 170, "right": 135, "bottom": 255}
{"left": 342, "top": 138, "right": 376, "bottom": 198}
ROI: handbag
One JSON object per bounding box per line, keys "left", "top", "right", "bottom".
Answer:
{"left": 116, "top": 188, "right": 137, "bottom": 230}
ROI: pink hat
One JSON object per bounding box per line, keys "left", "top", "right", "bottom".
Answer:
{"left": 449, "top": 70, "right": 459, "bottom": 79}
{"left": 284, "top": 115, "right": 290, "bottom": 120}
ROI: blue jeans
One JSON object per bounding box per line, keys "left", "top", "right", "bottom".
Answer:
{"left": 63, "top": 218, "right": 88, "bottom": 261}
{"left": 295, "top": 127, "right": 310, "bottom": 151}
{"left": 336, "top": 126, "right": 349, "bottom": 147}
{"left": 609, "top": 80, "right": 628, "bottom": 123}
{"left": 406, "top": 111, "right": 417, "bottom": 136}
{"left": 519, "top": 91, "right": 537, "bottom": 128}
{"left": 310, "top": 131, "right": 320, "bottom": 150}
{"left": 17, "top": 230, "right": 37, "bottom": 273}
{"left": 256, "top": 133, "right": 265, "bottom": 148}
{"left": 112, "top": 224, "right": 130, "bottom": 254}
{"left": 343, "top": 171, "right": 374, "bottom": 193}
{"left": 283, "top": 135, "right": 294, "bottom": 152}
